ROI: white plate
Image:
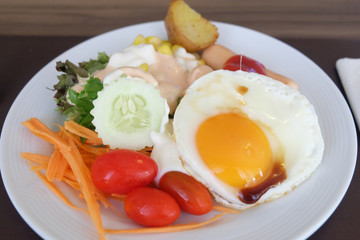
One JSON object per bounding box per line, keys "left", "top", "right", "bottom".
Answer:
{"left": 0, "top": 21, "right": 358, "bottom": 240}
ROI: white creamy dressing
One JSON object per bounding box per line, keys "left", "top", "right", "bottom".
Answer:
{"left": 150, "top": 131, "right": 187, "bottom": 185}
{"left": 109, "top": 44, "right": 157, "bottom": 67}
{"left": 92, "top": 43, "right": 211, "bottom": 113}
{"left": 93, "top": 44, "right": 156, "bottom": 81}
{"left": 102, "top": 67, "right": 158, "bottom": 86}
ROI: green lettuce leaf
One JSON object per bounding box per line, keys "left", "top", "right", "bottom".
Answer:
{"left": 79, "top": 52, "right": 109, "bottom": 75}
{"left": 53, "top": 52, "right": 109, "bottom": 130}
{"left": 66, "top": 77, "right": 103, "bottom": 130}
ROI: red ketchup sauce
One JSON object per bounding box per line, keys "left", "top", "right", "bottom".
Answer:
{"left": 223, "top": 55, "right": 267, "bottom": 76}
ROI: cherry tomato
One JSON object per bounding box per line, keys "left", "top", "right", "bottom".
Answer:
{"left": 124, "top": 187, "right": 181, "bottom": 227}
{"left": 223, "top": 55, "right": 267, "bottom": 75}
{"left": 159, "top": 171, "right": 213, "bottom": 215}
{"left": 91, "top": 149, "right": 157, "bottom": 194}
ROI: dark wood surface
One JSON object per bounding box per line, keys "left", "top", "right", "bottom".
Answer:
{"left": 1, "top": 0, "right": 360, "bottom": 39}
{"left": 0, "top": 35, "right": 359, "bottom": 240}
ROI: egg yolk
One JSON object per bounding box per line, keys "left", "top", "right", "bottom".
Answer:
{"left": 196, "top": 112, "right": 272, "bottom": 189}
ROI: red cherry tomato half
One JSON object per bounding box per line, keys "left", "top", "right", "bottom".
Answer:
{"left": 91, "top": 149, "right": 158, "bottom": 194}
{"left": 124, "top": 187, "right": 181, "bottom": 227}
{"left": 223, "top": 55, "right": 267, "bottom": 75}
{"left": 159, "top": 171, "right": 213, "bottom": 215}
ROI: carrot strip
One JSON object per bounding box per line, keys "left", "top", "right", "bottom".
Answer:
{"left": 105, "top": 212, "right": 228, "bottom": 234}
{"left": 110, "top": 194, "right": 127, "bottom": 202}
{"left": 137, "top": 146, "right": 153, "bottom": 157}
{"left": 64, "top": 169, "right": 77, "bottom": 182}
{"left": 64, "top": 120, "right": 100, "bottom": 140}
{"left": 94, "top": 191, "right": 125, "bottom": 217}
{"left": 55, "top": 128, "right": 70, "bottom": 181}
{"left": 23, "top": 118, "right": 105, "bottom": 240}
{"left": 64, "top": 179, "right": 115, "bottom": 213}
{"left": 64, "top": 120, "right": 103, "bottom": 145}
{"left": 84, "top": 138, "right": 104, "bottom": 146}
{"left": 55, "top": 155, "right": 69, "bottom": 181}
{"left": 64, "top": 178, "right": 81, "bottom": 191}
{"left": 63, "top": 138, "right": 105, "bottom": 240}
{"left": 22, "top": 118, "right": 70, "bottom": 150}
{"left": 20, "top": 152, "right": 50, "bottom": 166}
{"left": 78, "top": 149, "right": 98, "bottom": 160}
{"left": 212, "top": 205, "right": 241, "bottom": 214}
{"left": 60, "top": 126, "right": 109, "bottom": 156}
{"left": 46, "top": 147, "right": 61, "bottom": 181}
{"left": 29, "top": 162, "right": 47, "bottom": 171}
{"left": 27, "top": 162, "right": 88, "bottom": 214}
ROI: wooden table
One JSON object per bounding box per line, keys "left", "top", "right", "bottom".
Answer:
{"left": 1, "top": 0, "right": 360, "bottom": 239}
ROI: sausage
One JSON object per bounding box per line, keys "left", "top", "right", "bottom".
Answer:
{"left": 201, "top": 44, "right": 299, "bottom": 90}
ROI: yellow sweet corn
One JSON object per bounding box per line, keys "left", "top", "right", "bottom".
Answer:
{"left": 145, "top": 36, "right": 163, "bottom": 50}
{"left": 157, "top": 44, "right": 173, "bottom": 55}
{"left": 138, "top": 63, "right": 149, "bottom": 72}
{"left": 160, "top": 41, "right": 172, "bottom": 48}
{"left": 198, "top": 59, "right": 205, "bottom": 65}
{"left": 133, "top": 34, "right": 146, "bottom": 45}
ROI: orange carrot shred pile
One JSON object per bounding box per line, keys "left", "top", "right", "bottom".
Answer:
{"left": 22, "top": 118, "right": 109, "bottom": 240}
{"left": 21, "top": 117, "right": 236, "bottom": 239}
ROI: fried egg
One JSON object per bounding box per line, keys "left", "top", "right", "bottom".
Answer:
{"left": 173, "top": 70, "right": 324, "bottom": 210}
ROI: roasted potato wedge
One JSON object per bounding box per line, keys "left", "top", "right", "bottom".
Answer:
{"left": 164, "top": 0, "right": 219, "bottom": 53}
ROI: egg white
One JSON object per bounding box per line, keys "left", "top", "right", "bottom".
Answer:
{"left": 173, "top": 70, "right": 324, "bottom": 210}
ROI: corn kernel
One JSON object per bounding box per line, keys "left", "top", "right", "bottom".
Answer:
{"left": 198, "top": 59, "right": 205, "bottom": 65}
{"left": 171, "top": 44, "right": 182, "bottom": 54}
{"left": 138, "top": 63, "right": 149, "bottom": 72}
{"left": 145, "top": 36, "right": 162, "bottom": 49}
{"left": 158, "top": 44, "right": 173, "bottom": 55}
{"left": 133, "top": 34, "right": 146, "bottom": 45}
{"left": 161, "top": 41, "right": 172, "bottom": 48}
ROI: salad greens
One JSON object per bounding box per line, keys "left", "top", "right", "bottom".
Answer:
{"left": 53, "top": 52, "right": 109, "bottom": 130}
{"left": 79, "top": 52, "right": 109, "bottom": 75}
{"left": 66, "top": 77, "right": 103, "bottom": 130}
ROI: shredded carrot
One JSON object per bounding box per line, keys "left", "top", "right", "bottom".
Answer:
{"left": 64, "top": 178, "right": 124, "bottom": 217}
{"left": 78, "top": 150, "right": 98, "bottom": 162}
{"left": 22, "top": 118, "right": 70, "bottom": 150}
{"left": 105, "top": 212, "right": 229, "bottom": 234}
{"left": 21, "top": 117, "right": 236, "bottom": 239}
{"left": 22, "top": 118, "right": 105, "bottom": 240}
{"left": 64, "top": 120, "right": 103, "bottom": 145}
{"left": 137, "top": 146, "right": 153, "bottom": 157}
{"left": 20, "top": 152, "right": 50, "bottom": 165}
{"left": 84, "top": 139, "right": 105, "bottom": 146}
{"left": 27, "top": 162, "right": 88, "bottom": 214}
{"left": 29, "top": 162, "right": 48, "bottom": 171}
{"left": 46, "top": 147, "right": 61, "bottom": 181}
{"left": 212, "top": 205, "right": 241, "bottom": 214}
{"left": 110, "top": 193, "right": 127, "bottom": 202}
{"left": 54, "top": 128, "right": 70, "bottom": 181}
{"left": 63, "top": 169, "right": 77, "bottom": 182}
{"left": 62, "top": 137, "right": 105, "bottom": 239}
{"left": 60, "top": 126, "right": 109, "bottom": 156}
{"left": 64, "top": 178, "right": 81, "bottom": 191}
{"left": 64, "top": 120, "right": 99, "bottom": 139}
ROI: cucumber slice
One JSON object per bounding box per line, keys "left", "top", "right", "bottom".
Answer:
{"left": 91, "top": 77, "right": 169, "bottom": 150}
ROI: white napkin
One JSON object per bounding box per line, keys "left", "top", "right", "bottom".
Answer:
{"left": 336, "top": 58, "right": 360, "bottom": 130}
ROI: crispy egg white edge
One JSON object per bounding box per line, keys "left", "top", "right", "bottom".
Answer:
{"left": 173, "top": 70, "right": 325, "bottom": 210}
